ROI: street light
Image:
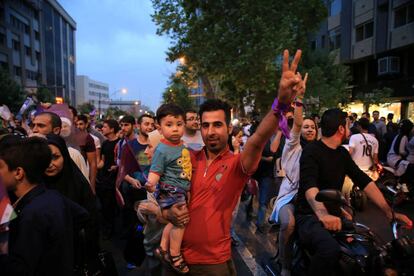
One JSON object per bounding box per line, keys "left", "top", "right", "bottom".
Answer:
{"left": 98, "top": 88, "right": 127, "bottom": 119}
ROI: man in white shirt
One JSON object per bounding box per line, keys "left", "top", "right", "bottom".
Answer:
{"left": 182, "top": 109, "right": 204, "bottom": 151}
{"left": 349, "top": 118, "right": 380, "bottom": 173}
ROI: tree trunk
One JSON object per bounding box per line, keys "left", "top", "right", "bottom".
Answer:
{"left": 201, "top": 74, "right": 215, "bottom": 99}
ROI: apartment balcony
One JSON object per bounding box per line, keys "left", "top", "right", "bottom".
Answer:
{"left": 353, "top": 37, "right": 374, "bottom": 59}
{"left": 391, "top": 22, "right": 414, "bottom": 49}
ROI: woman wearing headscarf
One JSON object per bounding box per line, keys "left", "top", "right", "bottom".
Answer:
{"left": 387, "top": 119, "right": 414, "bottom": 186}
{"left": 44, "top": 134, "right": 100, "bottom": 262}
{"left": 269, "top": 74, "right": 313, "bottom": 276}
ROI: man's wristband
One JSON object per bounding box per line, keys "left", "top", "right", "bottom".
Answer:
{"left": 271, "top": 98, "right": 291, "bottom": 139}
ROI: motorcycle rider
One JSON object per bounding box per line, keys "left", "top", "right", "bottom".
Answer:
{"left": 295, "top": 108, "right": 412, "bottom": 276}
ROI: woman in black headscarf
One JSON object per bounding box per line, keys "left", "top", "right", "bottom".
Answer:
{"left": 44, "top": 134, "right": 100, "bottom": 260}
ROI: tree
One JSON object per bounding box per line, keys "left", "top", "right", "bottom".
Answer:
{"left": 0, "top": 69, "right": 25, "bottom": 113}
{"left": 301, "top": 50, "right": 352, "bottom": 114}
{"left": 36, "top": 87, "right": 56, "bottom": 104}
{"left": 152, "top": 0, "right": 327, "bottom": 115}
{"left": 104, "top": 107, "right": 128, "bottom": 119}
{"left": 162, "top": 74, "right": 195, "bottom": 111}
{"left": 78, "top": 103, "right": 95, "bottom": 115}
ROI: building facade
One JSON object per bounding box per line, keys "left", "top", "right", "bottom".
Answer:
{"left": 75, "top": 75, "right": 109, "bottom": 115}
{"left": 0, "top": 0, "right": 76, "bottom": 103}
{"left": 310, "top": 0, "right": 414, "bottom": 121}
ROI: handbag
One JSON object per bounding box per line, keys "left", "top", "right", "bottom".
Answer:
{"left": 74, "top": 229, "right": 118, "bottom": 276}
{"left": 361, "top": 133, "right": 380, "bottom": 181}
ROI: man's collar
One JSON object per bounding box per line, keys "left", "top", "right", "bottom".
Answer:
{"left": 204, "top": 145, "right": 230, "bottom": 161}
{"left": 13, "top": 184, "right": 45, "bottom": 210}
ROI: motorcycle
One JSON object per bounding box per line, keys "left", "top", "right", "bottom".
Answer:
{"left": 376, "top": 165, "right": 413, "bottom": 206}
{"left": 270, "top": 189, "right": 414, "bottom": 276}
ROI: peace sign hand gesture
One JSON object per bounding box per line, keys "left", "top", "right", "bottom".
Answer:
{"left": 294, "top": 72, "right": 308, "bottom": 101}
{"left": 278, "top": 49, "right": 302, "bottom": 104}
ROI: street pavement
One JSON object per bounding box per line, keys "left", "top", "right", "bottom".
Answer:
{"left": 103, "top": 195, "right": 414, "bottom": 275}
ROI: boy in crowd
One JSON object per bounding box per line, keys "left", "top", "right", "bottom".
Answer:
{"left": 145, "top": 104, "right": 192, "bottom": 274}
{"left": 0, "top": 136, "right": 87, "bottom": 275}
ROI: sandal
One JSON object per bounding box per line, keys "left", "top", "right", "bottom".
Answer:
{"left": 168, "top": 254, "right": 189, "bottom": 274}
{"left": 154, "top": 246, "right": 169, "bottom": 264}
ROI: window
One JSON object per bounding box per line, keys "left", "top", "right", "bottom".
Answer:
{"left": 394, "top": 3, "right": 414, "bottom": 28}
{"left": 10, "top": 14, "right": 29, "bottom": 34}
{"left": 321, "top": 35, "right": 326, "bottom": 48}
{"left": 329, "top": 0, "right": 342, "bottom": 16}
{"left": 13, "top": 66, "right": 21, "bottom": 77}
{"left": 0, "top": 32, "right": 5, "bottom": 46}
{"left": 26, "top": 70, "right": 37, "bottom": 80}
{"left": 356, "top": 21, "right": 374, "bottom": 42}
{"left": 311, "top": 40, "right": 317, "bottom": 50}
{"left": 328, "top": 28, "right": 341, "bottom": 50}
{"left": 35, "top": 51, "right": 40, "bottom": 61}
{"left": 25, "top": 46, "right": 31, "bottom": 56}
{"left": 12, "top": 39, "right": 20, "bottom": 51}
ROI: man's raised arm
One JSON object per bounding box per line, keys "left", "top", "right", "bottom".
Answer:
{"left": 241, "top": 49, "right": 302, "bottom": 173}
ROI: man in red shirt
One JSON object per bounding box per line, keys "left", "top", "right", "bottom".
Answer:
{"left": 164, "top": 49, "right": 303, "bottom": 275}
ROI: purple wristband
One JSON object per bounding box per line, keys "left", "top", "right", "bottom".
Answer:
{"left": 272, "top": 98, "right": 291, "bottom": 139}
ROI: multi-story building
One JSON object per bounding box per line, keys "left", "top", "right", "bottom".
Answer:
{"left": 310, "top": 0, "right": 414, "bottom": 121}
{"left": 0, "top": 0, "right": 76, "bottom": 104}
{"left": 75, "top": 75, "right": 109, "bottom": 115}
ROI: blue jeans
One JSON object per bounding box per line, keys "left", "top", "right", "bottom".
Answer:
{"left": 256, "top": 176, "right": 273, "bottom": 227}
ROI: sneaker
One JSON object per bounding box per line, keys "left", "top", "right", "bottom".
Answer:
{"left": 126, "top": 263, "right": 137, "bottom": 270}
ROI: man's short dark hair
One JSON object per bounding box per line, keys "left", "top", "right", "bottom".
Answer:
{"left": 120, "top": 115, "right": 135, "bottom": 125}
{"left": 311, "top": 113, "right": 320, "bottom": 119}
{"left": 138, "top": 114, "right": 154, "bottom": 124}
{"left": 38, "top": 112, "right": 62, "bottom": 129}
{"left": 372, "top": 110, "right": 379, "bottom": 115}
{"left": 69, "top": 105, "right": 78, "bottom": 118}
{"left": 358, "top": 117, "right": 370, "bottom": 131}
{"left": 156, "top": 104, "right": 185, "bottom": 123}
{"left": 199, "top": 99, "right": 231, "bottom": 126}
{"left": 185, "top": 109, "right": 197, "bottom": 115}
{"left": 103, "top": 119, "right": 120, "bottom": 133}
{"left": 362, "top": 112, "right": 370, "bottom": 117}
{"left": 77, "top": 114, "right": 88, "bottom": 124}
{"left": 0, "top": 137, "right": 51, "bottom": 184}
{"left": 320, "top": 108, "right": 347, "bottom": 137}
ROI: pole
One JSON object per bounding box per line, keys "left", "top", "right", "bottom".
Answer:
{"left": 98, "top": 93, "right": 101, "bottom": 119}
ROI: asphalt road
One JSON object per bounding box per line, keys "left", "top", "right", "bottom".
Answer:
{"left": 103, "top": 195, "right": 414, "bottom": 275}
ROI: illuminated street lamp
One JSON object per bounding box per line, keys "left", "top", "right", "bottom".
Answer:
{"left": 99, "top": 88, "right": 128, "bottom": 119}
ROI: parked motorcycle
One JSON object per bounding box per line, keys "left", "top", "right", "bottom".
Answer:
{"left": 376, "top": 165, "right": 412, "bottom": 206}
{"left": 270, "top": 189, "right": 414, "bottom": 276}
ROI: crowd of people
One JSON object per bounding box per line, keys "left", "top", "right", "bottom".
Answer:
{"left": 0, "top": 49, "right": 413, "bottom": 276}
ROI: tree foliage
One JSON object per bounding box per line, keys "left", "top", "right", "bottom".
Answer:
{"left": 162, "top": 74, "right": 194, "bottom": 111}
{"left": 152, "top": 0, "right": 331, "bottom": 115}
{"left": 104, "top": 107, "right": 129, "bottom": 119}
{"left": 78, "top": 102, "right": 95, "bottom": 115}
{"left": 0, "top": 69, "right": 25, "bottom": 113}
{"left": 301, "top": 50, "right": 352, "bottom": 113}
{"left": 354, "top": 87, "right": 393, "bottom": 106}
{"left": 36, "top": 87, "right": 56, "bottom": 104}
